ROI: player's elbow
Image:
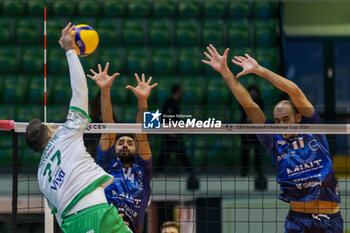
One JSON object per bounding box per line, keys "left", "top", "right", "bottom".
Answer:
{"left": 241, "top": 98, "right": 257, "bottom": 109}
{"left": 288, "top": 83, "right": 302, "bottom": 97}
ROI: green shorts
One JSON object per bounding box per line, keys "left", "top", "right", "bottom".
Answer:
{"left": 61, "top": 203, "right": 131, "bottom": 233}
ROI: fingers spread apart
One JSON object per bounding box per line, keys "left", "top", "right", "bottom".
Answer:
{"left": 134, "top": 73, "right": 142, "bottom": 84}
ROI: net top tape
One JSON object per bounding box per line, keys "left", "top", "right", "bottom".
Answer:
{"left": 13, "top": 122, "right": 350, "bottom": 134}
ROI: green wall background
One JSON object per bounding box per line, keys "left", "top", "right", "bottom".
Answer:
{"left": 284, "top": 2, "right": 350, "bottom": 36}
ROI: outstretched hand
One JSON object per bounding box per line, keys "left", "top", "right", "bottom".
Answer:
{"left": 59, "top": 22, "right": 76, "bottom": 52}
{"left": 87, "top": 62, "right": 120, "bottom": 90}
{"left": 231, "top": 54, "right": 260, "bottom": 78}
{"left": 126, "top": 73, "right": 158, "bottom": 100}
{"left": 201, "top": 44, "right": 230, "bottom": 74}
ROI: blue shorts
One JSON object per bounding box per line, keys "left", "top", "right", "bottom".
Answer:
{"left": 285, "top": 210, "right": 343, "bottom": 233}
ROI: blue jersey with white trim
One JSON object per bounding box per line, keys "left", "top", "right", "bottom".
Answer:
{"left": 96, "top": 146, "right": 152, "bottom": 233}
{"left": 256, "top": 111, "right": 340, "bottom": 203}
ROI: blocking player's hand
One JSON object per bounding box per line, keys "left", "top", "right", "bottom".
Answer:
{"left": 87, "top": 62, "right": 120, "bottom": 90}
{"left": 201, "top": 44, "right": 230, "bottom": 74}
{"left": 126, "top": 73, "right": 158, "bottom": 101}
{"left": 58, "top": 22, "right": 76, "bottom": 52}
{"left": 231, "top": 54, "right": 260, "bottom": 78}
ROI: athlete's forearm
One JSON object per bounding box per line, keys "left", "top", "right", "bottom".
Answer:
{"left": 221, "top": 69, "right": 266, "bottom": 124}
{"left": 256, "top": 66, "right": 300, "bottom": 97}
{"left": 100, "top": 89, "right": 114, "bottom": 123}
{"left": 136, "top": 99, "right": 151, "bottom": 160}
{"left": 136, "top": 99, "right": 147, "bottom": 140}
{"left": 136, "top": 99, "right": 147, "bottom": 124}
{"left": 221, "top": 69, "right": 256, "bottom": 108}
{"left": 99, "top": 88, "right": 116, "bottom": 150}
{"left": 255, "top": 66, "right": 314, "bottom": 116}
{"left": 66, "top": 49, "right": 88, "bottom": 113}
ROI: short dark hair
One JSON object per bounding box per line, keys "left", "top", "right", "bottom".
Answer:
{"left": 115, "top": 134, "right": 136, "bottom": 142}
{"left": 171, "top": 84, "right": 182, "bottom": 95}
{"left": 25, "top": 119, "right": 50, "bottom": 153}
{"left": 160, "top": 221, "right": 180, "bottom": 232}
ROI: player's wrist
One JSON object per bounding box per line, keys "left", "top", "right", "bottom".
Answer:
{"left": 254, "top": 65, "right": 265, "bottom": 76}
{"left": 62, "top": 41, "right": 75, "bottom": 52}
{"left": 101, "top": 86, "right": 111, "bottom": 92}
{"left": 137, "top": 98, "right": 148, "bottom": 104}
{"left": 220, "top": 68, "right": 233, "bottom": 79}
{"left": 65, "top": 49, "right": 77, "bottom": 56}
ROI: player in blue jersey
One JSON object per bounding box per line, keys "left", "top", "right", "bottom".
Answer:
{"left": 87, "top": 67, "right": 157, "bottom": 233}
{"left": 202, "top": 44, "right": 343, "bottom": 233}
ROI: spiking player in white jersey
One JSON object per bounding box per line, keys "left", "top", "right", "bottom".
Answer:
{"left": 25, "top": 23, "right": 131, "bottom": 233}
{"left": 202, "top": 44, "right": 343, "bottom": 233}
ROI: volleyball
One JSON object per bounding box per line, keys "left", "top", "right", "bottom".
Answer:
{"left": 71, "top": 24, "right": 99, "bottom": 57}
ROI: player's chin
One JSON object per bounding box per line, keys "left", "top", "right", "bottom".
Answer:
{"left": 120, "top": 150, "right": 130, "bottom": 156}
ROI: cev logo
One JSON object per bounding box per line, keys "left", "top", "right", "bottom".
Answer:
{"left": 86, "top": 230, "right": 94, "bottom": 233}
{"left": 86, "top": 124, "right": 107, "bottom": 131}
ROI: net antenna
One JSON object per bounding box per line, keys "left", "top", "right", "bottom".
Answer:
{"left": 43, "top": 7, "right": 54, "bottom": 233}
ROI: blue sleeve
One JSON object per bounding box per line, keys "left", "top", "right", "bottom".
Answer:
{"left": 301, "top": 110, "right": 321, "bottom": 124}
{"left": 136, "top": 155, "right": 152, "bottom": 181}
{"left": 143, "top": 157, "right": 152, "bottom": 191}
{"left": 256, "top": 134, "right": 276, "bottom": 155}
{"left": 96, "top": 145, "right": 116, "bottom": 171}
{"left": 254, "top": 119, "right": 276, "bottom": 155}
{"left": 143, "top": 157, "right": 152, "bottom": 178}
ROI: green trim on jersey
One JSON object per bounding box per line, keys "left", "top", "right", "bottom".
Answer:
{"left": 69, "top": 106, "right": 92, "bottom": 122}
{"left": 52, "top": 208, "right": 58, "bottom": 215}
{"left": 61, "top": 174, "right": 112, "bottom": 218}
{"left": 44, "top": 196, "right": 58, "bottom": 215}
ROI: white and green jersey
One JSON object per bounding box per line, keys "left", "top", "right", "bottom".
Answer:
{"left": 37, "top": 107, "right": 113, "bottom": 218}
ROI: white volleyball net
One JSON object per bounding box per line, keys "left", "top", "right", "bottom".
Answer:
{"left": 4, "top": 122, "right": 350, "bottom": 233}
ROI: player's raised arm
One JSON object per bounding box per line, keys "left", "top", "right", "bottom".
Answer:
{"left": 59, "top": 23, "right": 89, "bottom": 115}
{"left": 126, "top": 73, "right": 158, "bottom": 160}
{"left": 88, "top": 62, "right": 120, "bottom": 151}
{"left": 202, "top": 44, "right": 266, "bottom": 124}
{"left": 232, "top": 54, "right": 314, "bottom": 117}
